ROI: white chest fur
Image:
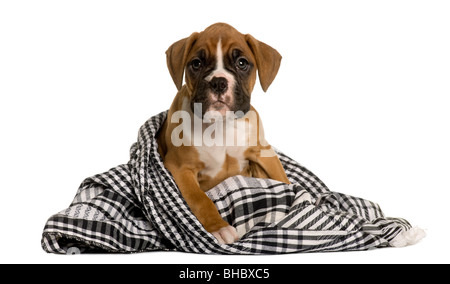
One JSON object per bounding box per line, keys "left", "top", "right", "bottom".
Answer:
{"left": 173, "top": 97, "right": 261, "bottom": 179}
{"left": 195, "top": 118, "right": 250, "bottom": 179}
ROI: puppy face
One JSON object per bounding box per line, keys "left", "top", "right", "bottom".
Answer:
{"left": 166, "top": 23, "right": 282, "bottom": 118}
{"left": 185, "top": 36, "right": 255, "bottom": 118}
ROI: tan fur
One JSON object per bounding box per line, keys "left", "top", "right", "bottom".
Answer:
{"left": 157, "top": 23, "right": 289, "bottom": 240}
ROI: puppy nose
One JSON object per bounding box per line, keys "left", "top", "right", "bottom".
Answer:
{"left": 210, "top": 77, "right": 228, "bottom": 95}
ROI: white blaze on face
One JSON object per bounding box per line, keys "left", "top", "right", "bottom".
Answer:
{"left": 205, "top": 38, "right": 236, "bottom": 115}
{"left": 193, "top": 39, "right": 250, "bottom": 181}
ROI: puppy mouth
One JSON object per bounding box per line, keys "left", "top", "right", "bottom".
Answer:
{"left": 208, "top": 100, "right": 232, "bottom": 116}
{"left": 211, "top": 100, "right": 229, "bottom": 108}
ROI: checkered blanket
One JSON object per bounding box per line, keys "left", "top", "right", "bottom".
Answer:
{"left": 41, "top": 111, "right": 419, "bottom": 254}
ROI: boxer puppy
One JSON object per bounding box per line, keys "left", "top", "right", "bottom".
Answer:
{"left": 157, "top": 23, "right": 290, "bottom": 244}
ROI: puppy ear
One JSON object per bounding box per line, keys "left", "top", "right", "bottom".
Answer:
{"left": 245, "top": 34, "right": 282, "bottom": 92}
{"left": 166, "top": 32, "right": 199, "bottom": 91}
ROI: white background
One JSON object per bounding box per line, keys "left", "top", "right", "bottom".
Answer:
{"left": 1, "top": 0, "right": 449, "bottom": 264}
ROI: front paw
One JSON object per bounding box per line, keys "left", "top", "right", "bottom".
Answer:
{"left": 211, "top": 226, "right": 239, "bottom": 244}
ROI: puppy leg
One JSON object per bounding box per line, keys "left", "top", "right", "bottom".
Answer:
{"left": 212, "top": 226, "right": 240, "bottom": 244}
{"left": 246, "top": 147, "right": 290, "bottom": 184}
{"left": 167, "top": 165, "right": 239, "bottom": 244}
{"left": 254, "top": 155, "right": 291, "bottom": 184}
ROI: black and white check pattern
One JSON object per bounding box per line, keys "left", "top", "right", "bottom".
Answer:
{"left": 42, "top": 111, "right": 412, "bottom": 254}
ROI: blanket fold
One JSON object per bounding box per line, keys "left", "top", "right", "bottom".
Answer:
{"left": 41, "top": 111, "right": 418, "bottom": 254}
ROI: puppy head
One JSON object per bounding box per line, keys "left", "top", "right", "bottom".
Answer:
{"left": 166, "top": 23, "right": 282, "bottom": 118}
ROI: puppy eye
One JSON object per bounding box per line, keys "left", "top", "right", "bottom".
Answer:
{"left": 236, "top": 57, "right": 249, "bottom": 71}
{"left": 190, "top": 59, "right": 202, "bottom": 71}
